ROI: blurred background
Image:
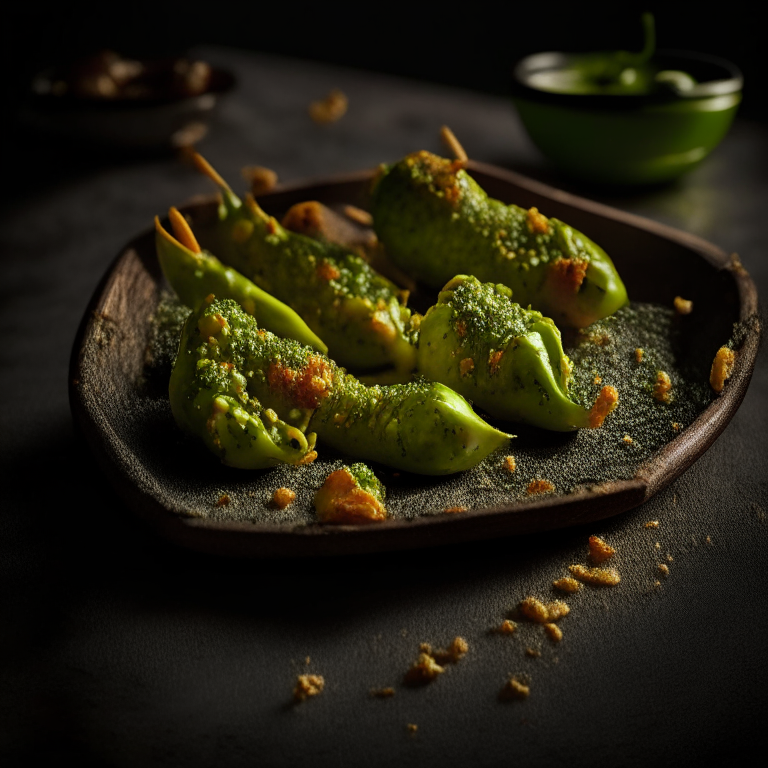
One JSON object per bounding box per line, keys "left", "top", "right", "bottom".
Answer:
{"left": 5, "top": 3, "right": 764, "bottom": 124}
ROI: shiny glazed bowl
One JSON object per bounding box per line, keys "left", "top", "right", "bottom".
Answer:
{"left": 511, "top": 50, "right": 742, "bottom": 185}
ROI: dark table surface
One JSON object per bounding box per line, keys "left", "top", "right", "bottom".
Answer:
{"left": 2, "top": 47, "right": 766, "bottom": 767}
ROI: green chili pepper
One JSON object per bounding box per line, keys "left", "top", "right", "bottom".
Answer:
{"left": 171, "top": 297, "right": 510, "bottom": 475}
{"left": 416, "top": 276, "right": 618, "bottom": 431}
{"left": 371, "top": 151, "right": 628, "bottom": 328}
{"left": 156, "top": 209, "right": 327, "bottom": 353}
{"left": 191, "top": 153, "right": 416, "bottom": 373}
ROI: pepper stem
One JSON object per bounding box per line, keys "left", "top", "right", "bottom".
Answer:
{"left": 440, "top": 126, "right": 468, "bottom": 167}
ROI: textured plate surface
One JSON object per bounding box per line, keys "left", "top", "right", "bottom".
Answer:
{"left": 69, "top": 162, "right": 760, "bottom": 556}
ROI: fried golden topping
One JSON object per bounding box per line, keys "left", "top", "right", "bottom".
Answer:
{"left": 526, "top": 207, "right": 550, "bottom": 235}
{"left": 635, "top": 347, "right": 644, "bottom": 363}
{"left": 241, "top": 165, "right": 278, "bottom": 196}
{"left": 308, "top": 89, "right": 348, "bottom": 124}
{"left": 404, "top": 150, "right": 464, "bottom": 206}
{"left": 314, "top": 467, "right": 387, "bottom": 525}
{"left": 404, "top": 653, "right": 445, "bottom": 686}
{"left": 504, "top": 455, "right": 517, "bottom": 473}
{"left": 432, "top": 637, "right": 469, "bottom": 665}
{"left": 653, "top": 371, "right": 673, "bottom": 403}
{"left": 500, "top": 677, "right": 530, "bottom": 700}
{"left": 497, "top": 619, "right": 517, "bottom": 634}
{"left": 710, "top": 346, "right": 736, "bottom": 393}
{"left": 544, "top": 623, "right": 563, "bottom": 643}
{"left": 316, "top": 260, "right": 342, "bottom": 281}
{"left": 645, "top": 520, "right": 660, "bottom": 529}
{"left": 673, "top": 296, "right": 693, "bottom": 315}
{"left": 519, "top": 597, "right": 570, "bottom": 623}
{"left": 272, "top": 487, "right": 296, "bottom": 509}
{"left": 527, "top": 479, "right": 555, "bottom": 495}
{"left": 589, "top": 385, "right": 619, "bottom": 428}
{"left": 588, "top": 535, "right": 615, "bottom": 564}
{"left": 658, "top": 563, "right": 670, "bottom": 577}
{"left": 550, "top": 257, "right": 589, "bottom": 293}
{"left": 553, "top": 577, "right": 581, "bottom": 594}
{"left": 294, "top": 674, "right": 325, "bottom": 702}
{"left": 267, "top": 355, "right": 334, "bottom": 409}
{"left": 569, "top": 564, "right": 621, "bottom": 586}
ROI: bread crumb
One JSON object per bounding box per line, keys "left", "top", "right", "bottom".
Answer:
{"left": 241, "top": 165, "right": 278, "bottom": 196}
{"left": 622, "top": 434, "right": 633, "bottom": 445}
{"left": 404, "top": 653, "right": 445, "bottom": 686}
{"left": 504, "top": 455, "right": 516, "bottom": 473}
{"left": 272, "top": 487, "right": 296, "bottom": 509}
{"left": 519, "top": 597, "right": 570, "bottom": 623}
{"left": 444, "top": 506, "right": 468, "bottom": 514}
{"left": 371, "top": 687, "right": 395, "bottom": 698}
{"left": 672, "top": 422, "right": 681, "bottom": 431}
{"left": 527, "top": 479, "right": 555, "bottom": 495}
{"left": 294, "top": 674, "right": 324, "bottom": 702}
{"left": 215, "top": 494, "right": 230, "bottom": 507}
{"left": 658, "top": 564, "right": 670, "bottom": 577}
{"left": 543, "top": 623, "right": 563, "bottom": 643}
{"left": 309, "top": 89, "right": 348, "bottom": 124}
{"left": 710, "top": 346, "right": 736, "bottom": 393}
{"left": 497, "top": 619, "right": 517, "bottom": 634}
{"left": 593, "top": 374, "right": 602, "bottom": 385}
{"left": 655, "top": 542, "right": 661, "bottom": 549}
{"left": 526, "top": 207, "right": 550, "bottom": 235}
{"left": 432, "top": 637, "right": 469, "bottom": 665}
{"left": 500, "top": 676, "right": 530, "bottom": 700}
{"left": 645, "top": 520, "right": 660, "bottom": 529}
{"left": 314, "top": 466, "right": 386, "bottom": 524}
{"left": 667, "top": 554, "right": 674, "bottom": 562}
{"left": 588, "top": 385, "right": 619, "bottom": 428}
{"left": 588, "top": 535, "right": 615, "bottom": 564}
{"left": 674, "top": 296, "right": 693, "bottom": 315}
{"left": 569, "top": 564, "right": 621, "bottom": 586}
{"left": 553, "top": 577, "right": 581, "bottom": 593}
{"left": 653, "top": 371, "right": 673, "bottom": 403}
{"left": 635, "top": 348, "right": 644, "bottom": 363}
{"left": 297, "top": 450, "right": 318, "bottom": 466}
{"left": 706, "top": 536, "right": 712, "bottom": 544}
{"left": 407, "top": 723, "right": 418, "bottom": 734}
{"left": 525, "top": 648, "right": 541, "bottom": 658}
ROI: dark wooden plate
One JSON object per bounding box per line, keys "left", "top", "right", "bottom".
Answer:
{"left": 69, "top": 162, "right": 760, "bottom": 557}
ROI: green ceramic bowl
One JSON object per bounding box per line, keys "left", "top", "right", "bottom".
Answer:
{"left": 512, "top": 50, "right": 742, "bottom": 185}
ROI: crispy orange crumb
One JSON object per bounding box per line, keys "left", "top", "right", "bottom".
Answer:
{"left": 272, "top": 487, "right": 296, "bottom": 509}
{"left": 658, "top": 564, "right": 670, "bottom": 577}
{"left": 635, "top": 348, "right": 644, "bottom": 363}
{"left": 622, "top": 434, "right": 633, "bottom": 444}
{"left": 241, "top": 165, "right": 278, "bottom": 196}
{"left": 653, "top": 371, "right": 673, "bottom": 403}
{"left": 308, "top": 89, "right": 348, "bottom": 124}
{"left": 215, "top": 494, "right": 230, "bottom": 507}
{"left": 569, "top": 564, "right": 621, "bottom": 587}
{"left": 645, "top": 520, "right": 660, "bottom": 529}
{"left": 593, "top": 375, "right": 602, "bottom": 385}
{"left": 710, "top": 346, "right": 736, "bottom": 393}
{"left": 404, "top": 653, "right": 445, "bottom": 686}
{"left": 588, "top": 535, "right": 615, "bottom": 564}
{"left": 553, "top": 577, "right": 581, "bottom": 593}
{"left": 589, "top": 385, "right": 619, "bottom": 428}
{"left": 314, "top": 468, "right": 387, "bottom": 525}
{"left": 667, "top": 554, "right": 674, "bottom": 562}
{"left": 504, "top": 455, "right": 516, "bottom": 473}
{"left": 460, "top": 357, "right": 475, "bottom": 376}
{"left": 525, "top": 647, "right": 541, "bottom": 658}
{"left": 500, "top": 677, "right": 530, "bottom": 700}
{"left": 551, "top": 257, "right": 589, "bottom": 293}
{"left": 370, "top": 687, "right": 395, "bottom": 698}
{"left": 544, "top": 623, "right": 563, "bottom": 643}
{"left": 527, "top": 479, "right": 555, "bottom": 495}
{"left": 526, "top": 207, "right": 550, "bottom": 235}
{"left": 672, "top": 422, "right": 681, "bottom": 431}
{"left": 294, "top": 674, "right": 324, "bottom": 702}
{"left": 674, "top": 296, "right": 693, "bottom": 315}
{"left": 497, "top": 619, "right": 517, "bottom": 635}
{"left": 297, "top": 450, "right": 318, "bottom": 466}
{"left": 316, "top": 260, "right": 342, "bottom": 281}
{"left": 488, "top": 349, "right": 504, "bottom": 375}
{"left": 444, "top": 506, "right": 468, "bottom": 514}
{"left": 432, "top": 637, "right": 469, "bottom": 665}
{"left": 519, "top": 597, "right": 570, "bottom": 623}
{"left": 342, "top": 204, "right": 373, "bottom": 227}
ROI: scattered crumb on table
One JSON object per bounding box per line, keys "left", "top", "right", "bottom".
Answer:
{"left": 294, "top": 674, "right": 324, "bottom": 703}
{"left": 588, "top": 535, "right": 615, "bottom": 563}
{"left": 272, "top": 487, "right": 296, "bottom": 509}
{"left": 553, "top": 577, "right": 581, "bottom": 593}
{"left": 544, "top": 623, "right": 563, "bottom": 643}
{"left": 569, "top": 564, "right": 621, "bottom": 587}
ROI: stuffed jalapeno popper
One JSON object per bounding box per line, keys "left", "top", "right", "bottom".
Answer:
{"left": 170, "top": 296, "right": 510, "bottom": 474}
{"left": 371, "top": 149, "right": 628, "bottom": 329}
{"left": 190, "top": 153, "right": 416, "bottom": 373}
{"left": 416, "top": 276, "right": 618, "bottom": 431}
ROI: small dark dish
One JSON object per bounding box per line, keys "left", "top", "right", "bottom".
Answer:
{"left": 512, "top": 50, "right": 742, "bottom": 185}
{"left": 22, "top": 52, "right": 236, "bottom": 150}
{"left": 69, "top": 164, "right": 759, "bottom": 557}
